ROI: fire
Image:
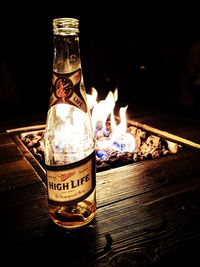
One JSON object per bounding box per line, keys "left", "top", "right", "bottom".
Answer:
{"left": 86, "top": 87, "right": 135, "bottom": 159}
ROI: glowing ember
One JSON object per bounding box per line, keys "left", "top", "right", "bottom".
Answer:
{"left": 86, "top": 88, "right": 136, "bottom": 159}
{"left": 23, "top": 88, "right": 182, "bottom": 173}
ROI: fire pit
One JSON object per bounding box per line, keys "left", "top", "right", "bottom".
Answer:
{"left": 20, "top": 125, "right": 182, "bottom": 173}
{"left": 3, "top": 90, "right": 200, "bottom": 267}
{"left": 18, "top": 88, "right": 183, "bottom": 173}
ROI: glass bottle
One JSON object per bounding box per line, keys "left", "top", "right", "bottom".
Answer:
{"left": 44, "top": 18, "right": 96, "bottom": 230}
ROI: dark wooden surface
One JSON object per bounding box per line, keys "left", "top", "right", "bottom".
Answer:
{"left": 1, "top": 108, "right": 200, "bottom": 267}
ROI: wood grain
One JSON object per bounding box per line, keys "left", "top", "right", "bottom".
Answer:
{"left": 0, "top": 132, "right": 23, "bottom": 163}
{"left": 0, "top": 158, "right": 42, "bottom": 191}
{"left": 0, "top": 120, "right": 200, "bottom": 267}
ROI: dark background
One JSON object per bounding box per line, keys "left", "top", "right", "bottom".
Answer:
{"left": 0, "top": 3, "right": 199, "bottom": 265}
{"left": 1, "top": 1, "right": 200, "bottom": 124}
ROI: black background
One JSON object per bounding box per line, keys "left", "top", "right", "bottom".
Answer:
{"left": 0, "top": 2, "right": 200, "bottom": 265}
{"left": 0, "top": 1, "right": 200, "bottom": 121}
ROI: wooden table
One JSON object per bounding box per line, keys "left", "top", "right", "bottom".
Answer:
{"left": 1, "top": 107, "right": 200, "bottom": 267}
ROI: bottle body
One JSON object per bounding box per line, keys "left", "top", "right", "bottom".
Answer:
{"left": 44, "top": 18, "right": 96, "bottom": 229}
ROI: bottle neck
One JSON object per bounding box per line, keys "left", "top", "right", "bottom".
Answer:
{"left": 53, "top": 18, "right": 81, "bottom": 74}
{"left": 53, "top": 18, "right": 79, "bottom": 36}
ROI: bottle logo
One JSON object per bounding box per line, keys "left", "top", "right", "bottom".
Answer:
{"left": 54, "top": 77, "right": 73, "bottom": 100}
{"left": 46, "top": 151, "right": 96, "bottom": 205}
{"left": 49, "top": 68, "right": 87, "bottom": 112}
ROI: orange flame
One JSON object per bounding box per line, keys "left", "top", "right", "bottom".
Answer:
{"left": 86, "top": 87, "right": 135, "bottom": 153}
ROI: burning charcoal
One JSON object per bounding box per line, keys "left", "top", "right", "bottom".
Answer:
{"left": 96, "top": 162, "right": 111, "bottom": 172}
{"left": 133, "top": 152, "right": 139, "bottom": 162}
{"left": 146, "top": 135, "right": 162, "bottom": 148}
{"left": 166, "top": 140, "right": 182, "bottom": 154}
{"left": 163, "top": 149, "right": 170, "bottom": 156}
{"left": 143, "top": 152, "right": 154, "bottom": 159}
{"left": 20, "top": 122, "right": 182, "bottom": 174}
{"left": 108, "top": 155, "right": 121, "bottom": 168}
{"left": 38, "top": 141, "right": 44, "bottom": 151}
{"left": 127, "top": 126, "right": 137, "bottom": 137}
{"left": 140, "top": 142, "right": 149, "bottom": 155}
{"left": 141, "top": 135, "right": 164, "bottom": 157}
{"left": 38, "top": 131, "right": 44, "bottom": 137}
{"left": 34, "top": 152, "right": 44, "bottom": 162}
{"left": 21, "top": 137, "right": 31, "bottom": 146}
{"left": 37, "top": 147, "right": 44, "bottom": 158}
{"left": 29, "top": 147, "right": 44, "bottom": 164}
{"left": 119, "top": 152, "right": 133, "bottom": 165}
{"left": 151, "top": 150, "right": 163, "bottom": 159}
{"left": 27, "top": 139, "right": 40, "bottom": 148}
{"left": 135, "top": 135, "right": 142, "bottom": 151}
{"left": 110, "top": 151, "right": 118, "bottom": 156}
{"left": 25, "top": 133, "right": 35, "bottom": 140}
{"left": 31, "top": 147, "right": 38, "bottom": 154}
{"left": 96, "top": 155, "right": 111, "bottom": 171}
{"left": 136, "top": 129, "right": 147, "bottom": 140}
{"left": 95, "top": 156, "right": 101, "bottom": 165}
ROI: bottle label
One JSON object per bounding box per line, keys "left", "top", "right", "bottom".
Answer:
{"left": 46, "top": 151, "right": 96, "bottom": 205}
{"left": 48, "top": 68, "right": 87, "bottom": 112}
